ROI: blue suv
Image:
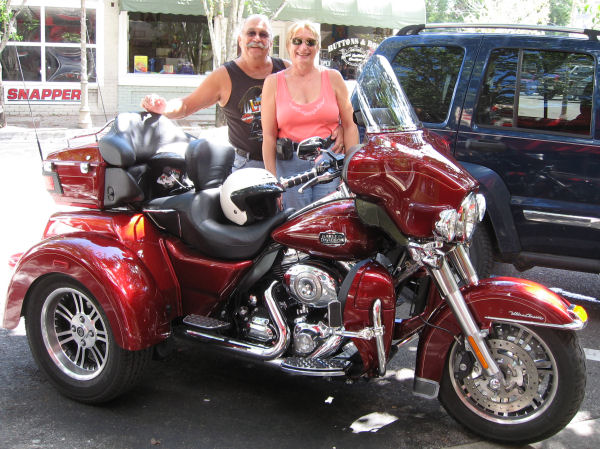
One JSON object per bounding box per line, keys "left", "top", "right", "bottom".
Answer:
{"left": 370, "top": 24, "right": 600, "bottom": 277}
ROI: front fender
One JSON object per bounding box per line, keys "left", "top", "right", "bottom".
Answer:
{"left": 415, "top": 276, "right": 583, "bottom": 384}
{"left": 4, "top": 233, "right": 171, "bottom": 351}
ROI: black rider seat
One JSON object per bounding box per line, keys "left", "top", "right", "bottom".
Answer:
{"left": 98, "top": 112, "right": 192, "bottom": 206}
{"left": 145, "top": 139, "right": 292, "bottom": 261}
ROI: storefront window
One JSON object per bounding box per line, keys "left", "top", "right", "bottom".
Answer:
{"left": 1, "top": 5, "right": 97, "bottom": 83}
{"left": 128, "top": 13, "right": 212, "bottom": 75}
{"left": 320, "top": 25, "right": 392, "bottom": 80}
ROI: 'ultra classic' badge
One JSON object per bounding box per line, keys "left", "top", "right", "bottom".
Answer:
{"left": 319, "top": 231, "right": 346, "bottom": 246}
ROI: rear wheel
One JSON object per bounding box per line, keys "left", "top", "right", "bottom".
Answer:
{"left": 439, "top": 322, "right": 586, "bottom": 444}
{"left": 25, "top": 275, "right": 152, "bottom": 403}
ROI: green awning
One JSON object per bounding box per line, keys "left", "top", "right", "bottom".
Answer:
{"left": 119, "top": 0, "right": 425, "bottom": 29}
{"left": 269, "top": 0, "right": 425, "bottom": 29}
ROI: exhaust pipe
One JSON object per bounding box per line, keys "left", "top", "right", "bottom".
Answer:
{"left": 184, "top": 281, "right": 290, "bottom": 360}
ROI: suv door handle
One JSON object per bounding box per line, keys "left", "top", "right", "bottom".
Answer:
{"left": 466, "top": 139, "right": 507, "bottom": 152}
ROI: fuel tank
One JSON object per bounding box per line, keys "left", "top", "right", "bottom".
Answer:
{"left": 272, "top": 199, "right": 383, "bottom": 260}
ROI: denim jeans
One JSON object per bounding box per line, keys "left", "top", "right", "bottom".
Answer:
{"left": 276, "top": 154, "right": 337, "bottom": 210}
{"left": 232, "top": 153, "right": 265, "bottom": 171}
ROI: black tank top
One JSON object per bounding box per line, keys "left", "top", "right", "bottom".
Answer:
{"left": 223, "top": 57, "right": 286, "bottom": 160}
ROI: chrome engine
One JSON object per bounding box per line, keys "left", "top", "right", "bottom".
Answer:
{"left": 284, "top": 264, "right": 338, "bottom": 308}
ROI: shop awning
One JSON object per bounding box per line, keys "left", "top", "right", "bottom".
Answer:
{"left": 119, "top": 0, "right": 426, "bottom": 29}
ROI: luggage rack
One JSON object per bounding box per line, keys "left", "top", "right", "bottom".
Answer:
{"left": 67, "top": 119, "right": 114, "bottom": 148}
{"left": 397, "top": 23, "right": 600, "bottom": 41}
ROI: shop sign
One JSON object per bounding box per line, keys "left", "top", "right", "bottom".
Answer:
{"left": 5, "top": 87, "right": 82, "bottom": 103}
{"left": 327, "top": 38, "right": 378, "bottom": 67}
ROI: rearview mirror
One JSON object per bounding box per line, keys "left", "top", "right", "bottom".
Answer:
{"left": 297, "top": 136, "right": 326, "bottom": 161}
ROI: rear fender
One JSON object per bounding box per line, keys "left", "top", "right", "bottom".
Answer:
{"left": 4, "top": 234, "right": 172, "bottom": 351}
{"left": 415, "top": 276, "right": 583, "bottom": 384}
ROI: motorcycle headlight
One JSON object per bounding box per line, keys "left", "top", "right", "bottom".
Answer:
{"left": 435, "top": 209, "right": 459, "bottom": 242}
{"left": 456, "top": 192, "right": 486, "bottom": 241}
{"left": 434, "top": 193, "right": 486, "bottom": 243}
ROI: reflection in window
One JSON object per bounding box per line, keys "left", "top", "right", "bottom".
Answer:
{"left": 45, "top": 7, "right": 95, "bottom": 43}
{"left": 392, "top": 46, "right": 465, "bottom": 123}
{"left": 1, "top": 46, "right": 42, "bottom": 81}
{"left": 477, "top": 48, "right": 594, "bottom": 136}
{"left": 46, "top": 48, "right": 96, "bottom": 82}
{"left": 1, "top": 6, "right": 97, "bottom": 84}
{"left": 518, "top": 50, "right": 594, "bottom": 136}
{"left": 14, "top": 6, "right": 41, "bottom": 42}
{"left": 477, "top": 49, "right": 518, "bottom": 127}
{"left": 128, "top": 13, "right": 212, "bottom": 75}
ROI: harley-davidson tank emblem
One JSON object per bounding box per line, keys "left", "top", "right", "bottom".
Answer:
{"left": 319, "top": 231, "right": 346, "bottom": 246}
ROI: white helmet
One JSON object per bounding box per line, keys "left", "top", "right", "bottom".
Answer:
{"left": 220, "top": 168, "right": 283, "bottom": 225}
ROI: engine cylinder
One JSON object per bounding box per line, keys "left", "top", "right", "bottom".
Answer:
{"left": 284, "top": 265, "right": 338, "bottom": 308}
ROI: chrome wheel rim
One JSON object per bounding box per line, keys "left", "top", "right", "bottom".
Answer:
{"left": 449, "top": 323, "right": 558, "bottom": 424}
{"left": 41, "top": 287, "right": 109, "bottom": 380}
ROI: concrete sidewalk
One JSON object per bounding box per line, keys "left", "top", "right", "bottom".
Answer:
{"left": 0, "top": 123, "right": 226, "bottom": 142}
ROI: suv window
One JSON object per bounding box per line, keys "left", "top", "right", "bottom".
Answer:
{"left": 391, "top": 46, "right": 465, "bottom": 123}
{"left": 477, "top": 48, "right": 595, "bottom": 136}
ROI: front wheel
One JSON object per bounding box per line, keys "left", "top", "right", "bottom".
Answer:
{"left": 439, "top": 322, "right": 586, "bottom": 444}
{"left": 25, "top": 275, "right": 152, "bottom": 403}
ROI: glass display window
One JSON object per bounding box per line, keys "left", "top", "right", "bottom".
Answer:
{"left": 1, "top": 3, "right": 97, "bottom": 84}
{"left": 127, "top": 13, "right": 212, "bottom": 75}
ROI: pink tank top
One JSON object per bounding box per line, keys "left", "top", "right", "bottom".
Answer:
{"left": 276, "top": 69, "right": 339, "bottom": 142}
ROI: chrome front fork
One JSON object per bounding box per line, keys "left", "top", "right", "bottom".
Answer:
{"left": 410, "top": 241, "right": 501, "bottom": 378}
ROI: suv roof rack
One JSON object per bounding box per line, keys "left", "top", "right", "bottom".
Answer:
{"left": 397, "top": 23, "right": 599, "bottom": 41}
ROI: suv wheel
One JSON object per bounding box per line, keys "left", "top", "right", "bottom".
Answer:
{"left": 469, "top": 224, "right": 494, "bottom": 279}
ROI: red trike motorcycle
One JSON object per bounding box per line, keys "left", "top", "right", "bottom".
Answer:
{"left": 3, "top": 56, "right": 588, "bottom": 444}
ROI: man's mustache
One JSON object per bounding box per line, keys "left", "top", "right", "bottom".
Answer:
{"left": 247, "top": 42, "right": 267, "bottom": 49}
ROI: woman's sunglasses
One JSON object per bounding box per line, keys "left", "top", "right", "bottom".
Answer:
{"left": 291, "top": 37, "right": 318, "bottom": 47}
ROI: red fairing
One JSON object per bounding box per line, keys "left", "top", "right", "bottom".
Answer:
{"left": 414, "top": 277, "right": 579, "bottom": 383}
{"left": 342, "top": 261, "right": 395, "bottom": 375}
{"left": 344, "top": 133, "right": 478, "bottom": 238}
{"left": 272, "top": 200, "right": 383, "bottom": 260}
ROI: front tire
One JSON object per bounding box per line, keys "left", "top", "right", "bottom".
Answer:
{"left": 25, "top": 275, "right": 152, "bottom": 403}
{"left": 439, "top": 322, "right": 586, "bottom": 444}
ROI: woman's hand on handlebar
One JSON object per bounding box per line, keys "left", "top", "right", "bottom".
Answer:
{"left": 141, "top": 94, "right": 167, "bottom": 115}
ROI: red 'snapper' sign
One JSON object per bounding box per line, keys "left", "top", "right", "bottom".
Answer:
{"left": 6, "top": 88, "right": 82, "bottom": 102}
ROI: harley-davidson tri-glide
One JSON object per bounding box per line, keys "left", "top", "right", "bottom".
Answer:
{"left": 3, "top": 55, "right": 588, "bottom": 444}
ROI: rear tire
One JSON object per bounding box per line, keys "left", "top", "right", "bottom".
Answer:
{"left": 25, "top": 275, "right": 152, "bottom": 403}
{"left": 439, "top": 322, "right": 586, "bottom": 444}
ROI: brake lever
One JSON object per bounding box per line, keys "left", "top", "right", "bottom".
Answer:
{"left": 298, "top": 176, "right": 320, "bottom": 194}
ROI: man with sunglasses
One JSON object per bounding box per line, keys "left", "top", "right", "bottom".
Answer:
{"left": 141, "top": 14, "right": 289, "bottom": 170}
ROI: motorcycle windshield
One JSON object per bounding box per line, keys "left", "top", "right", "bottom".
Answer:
{"left": 356, "top": 55, "right": 420, "bottom": 134}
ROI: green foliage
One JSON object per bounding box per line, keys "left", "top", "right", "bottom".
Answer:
{"left": 425, "top": 0, "right": 574, "bottom": 25}
{"left": 549, "top": 0, "right": 573, "bottom": 26}
{"left": 583, "top": 2, "right": 600, "bottom": 28}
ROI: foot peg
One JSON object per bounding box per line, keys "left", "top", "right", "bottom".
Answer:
{"left": 183, "top": 314, "right": 230, "bottom": 331}
{"left": 280, "top": 357, "right": 350, "bottom": 376}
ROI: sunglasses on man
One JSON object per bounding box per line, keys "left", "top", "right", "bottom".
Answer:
{"left": 246, "top": 30, "right": 271, "bottom": 39}
{"left": 291, "top": 37, "right": 318, "bottom": 47}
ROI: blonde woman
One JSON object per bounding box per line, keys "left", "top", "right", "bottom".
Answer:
{"left": 261, "top": 21, "right": 358, "bottom": 209}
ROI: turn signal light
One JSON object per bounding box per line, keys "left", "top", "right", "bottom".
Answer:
{"left": 570, "top": 305, "right": 588, "bottom": 323}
